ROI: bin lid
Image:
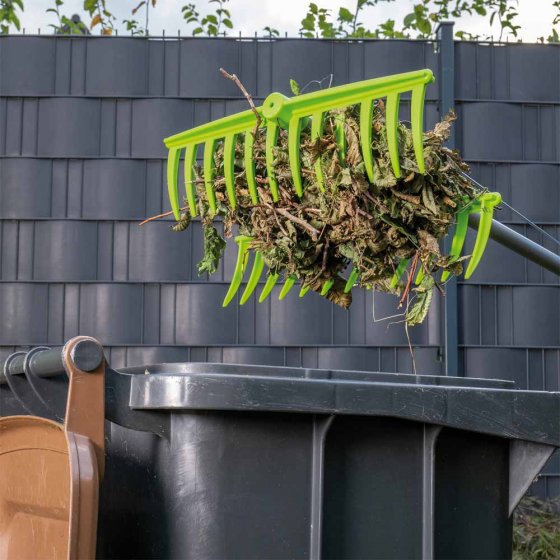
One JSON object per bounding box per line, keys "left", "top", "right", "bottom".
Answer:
{"left": 119, "top": 362, "right": 560, "bottom": 448}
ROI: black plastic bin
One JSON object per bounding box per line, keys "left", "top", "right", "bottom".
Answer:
{"left": 2, "top": 348, "right": 560, "bottom": 560}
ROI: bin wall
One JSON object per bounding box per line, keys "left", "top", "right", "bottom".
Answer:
{"left": 0, "top": 35, "right": 558, "bottom": 499}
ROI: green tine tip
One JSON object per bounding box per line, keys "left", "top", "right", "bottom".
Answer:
{"left": 184, "top": 144, "right": 198, "bottom": 217}
{"left": 320, "top": 278, "right": 334, "bottom": 296}
{"left": 344, "top": 267, "right": 359, "bottom": 293}
{"left": 223, "top": 134, "right": 237, "bottom": 210}
{"left": 386, "top": 92, "right": 402, "bottom": 179}
{"left": 311, "top": 111, "right": 325, "bottom": 191}
{"left": 259, "top": 272, "right": 279, "bottom": 302}
{"left": 360, "top": 100, "right": 375, "bottom": 183}
{"left": 334, "top": 112, "right": 346, "bottom": 163}
{"left": 244, "top": 130, "right": 259, "bottom": 205}
{"left": 289, "top": 116, "right": 304, "bottom": 197}
{"left": 167, "top": 147, "right": 181, "bottom": 221}
{"left": 279, "top": 275, "right": 297, "bottom": 300}
{"left": 240, "top": 250, "right": 265, "bottom": 305}
{"left": 415, "top": 266, "right": 424, "bottom": 285}
{"left": 265, "top": 121, "right": 280, "bottom": 202}
{"left": 465, "top": 192, "right": 501, "bottom": 279}
{"left": 299, "top": 283, "right": 311, "bottom": 297}
{"left": 223, "top": 236, "right": 252, "bottom": 307}
{"left": 203, "top": 139, "right": 218, "bottom": 214}
{"left": 391, "top": 258, "right": 410, "bottom": 288}
{"left": 411, "top": 84, "right": 427, "bottom": 174}
{"left": 441, "top": 205, "right": 470, "bottom": 282}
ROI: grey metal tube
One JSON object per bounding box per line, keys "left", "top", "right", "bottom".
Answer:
{"left": 468, "top": 214, "right": 560, "bottom": 276}
{"left": 0, "top": 347, "right": 64, "bottom": 385}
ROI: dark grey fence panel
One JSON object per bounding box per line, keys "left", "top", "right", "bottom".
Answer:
{"left": 0, "top": 35, "right": 558, "bottom": 499}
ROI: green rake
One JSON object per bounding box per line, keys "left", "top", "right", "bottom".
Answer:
{"left": 164, "top": 69, "right": 500, "bottom": 306}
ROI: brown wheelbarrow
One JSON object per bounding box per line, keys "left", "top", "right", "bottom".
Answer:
{"left": 0, "top": 336, "right": 105, "bottom": 560}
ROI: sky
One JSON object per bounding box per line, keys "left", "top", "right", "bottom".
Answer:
{"left": 13, "top": 0, "right": 558, "bottom": 43}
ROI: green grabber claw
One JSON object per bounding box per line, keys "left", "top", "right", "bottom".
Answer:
{"left": 279, "top": 275, "right": 297, "bottom": 300}
{"left": 222, "top": 236, "right": 253, "bottom": 307}
{"left": 464, "top": 192, "right": 502, "bottom": 279}
{"left": 441, "top": 204, "right": 470, "bottom": 282}
{"left": 239, "top": 250, "right": 265, "bottom": 305}
{"left": 259, "top": 272, "right": 279, "bottom": 303}
{"left": 164, "top": 69, "right": 435, "bottom": 216}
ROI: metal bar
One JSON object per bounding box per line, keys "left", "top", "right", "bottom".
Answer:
{"left": 437, "top": 21, "right": 458, "bottom": 376}
{"left": 468, "top": 215, "right": 560, "bottom": 276}
{"left": 0, "top": 347, "right": 63, "bottom": 384}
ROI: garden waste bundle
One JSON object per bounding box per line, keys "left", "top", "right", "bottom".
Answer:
{"left": 163, "top": 69, "right": 499, "bottom": 325}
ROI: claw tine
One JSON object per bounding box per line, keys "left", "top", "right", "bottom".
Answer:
{"left": 465, "top": 193, "right": 501, "bottom": 279}
{"left": 184, "top": 144, "right": 198, "bottom": 217}
{"left": 244, "top": 130, "right": 259, "bottom": 205}
{"left": 335, "top": 112, "right": 346, "bottom": 163}
{"left": 167, "top": 147, "right": 181, "bottom": 220}
{"left": 441, "top": 206, "right": 470, "bottom": 282}
{"left": 390, "top": 258, "right": 410, "bottom": 288}
{"left": 320, "top": 279, "right": 334, "bottom": 296}
{"left": 259, "top": 272, "right": 279, "bottom": 303}
{"left": 411, "top": 84, "right": 427, "bottom": 174}
{"left": 223, "top": 236, "right": 252, "bottom": 307}
{"left": 344, "top": 267, "right": 359, "bottom": 293}
{"left": 240, "top": 250, "right": 265, "bottom": 305}
{"left": 224, "top": 134, "right": 237, "bottom": 209}
{"left": 288, "top": 116, "right": 304, "bottom": 197}
{"left": 299, "top": 284, "right": 311, "bottom": 297}
{"left": 203, "top": 139, "right": 218, "bottom": 213}
{"left": 311, "top": 111, "right": 325, "bottom": 191}
{"left": 386, "top": 92, "right": 401, "bottom": 179}
{"left": 359, "top": 100, "right": 374, "bottom": 183}
{"left": 265, "top": 121, "right": 280, "bottom": 202}
{"left": 279, "top": 275, "right": 297, "bottom": 300}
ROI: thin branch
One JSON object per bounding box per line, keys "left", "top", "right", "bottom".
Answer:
{"left": 219, "top": 67, "right": 262, "bottom": 136}
{"left": 139, "top": 206, "right": 188, "bottom": 226}
{"left": 399, "top": 251, "right": 419, "bottom": 308}
{"left": 274, "top": 207, "right": 320, "bottom": 240}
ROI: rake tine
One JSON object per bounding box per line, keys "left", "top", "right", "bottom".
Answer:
{"left": 222, "top": 236, "right": 252, "bottom": 307}
{"left": 411, "top": 84, "right": 427, "bottom": 174}
{"left": 386, "top": 92, "right": 402, "bottom": 178}
{"left": 265, "top": 121, "right": 280, "bottom": 202}
{"left": 441, "top": 205, "right": 470, "bottom": 282}
{"left": 167, "top": 147, "right": 181, "bottom": 220}
{"left": 203, "top": 139, "right": 218, "bottom": 213}
{"left": 223, "top": 134, "right": 238, "bottom": 209}
{"left": 184, "top": 144, "right": 198, "bottom": 216}
{"left": 344, "top": 267, "right": 359, "bottom": 293}
{"left": 299, "top": 283, "right": 311, "bottom": 297}
{"left": 320, "top": 278, "right": 334, "bottom": 296}
{"left": 289, "top": 117, "right": 304, "bottom": 197}
{"left": 360, "top": 100, "right": 375, "bottom": 183}
{"left": 335, "top": 112, "right": 346, "bottom": 163}
{"left": 240, "top": 250, "right": 265, "bottom": 305}
{"left": 259, "top": 271, "right": 279, "bottom": 302}
{"left": 244, "top": 130, "right": 259, "bottom": 205}
{"left": 279, "top": 275, "right": 297, "bottom": 300}
{"left": 465, "top": 192, "right": 501, "bottom": 279}
{"left": 390, "top": 258, "right": 410, "bottom": 288}
{"left": 311, "top": 111, "right": 325, "bottom": 191}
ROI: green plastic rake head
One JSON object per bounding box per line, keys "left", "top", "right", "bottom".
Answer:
{"left": 163, "top": 68, "right": 498, "bottom": 307}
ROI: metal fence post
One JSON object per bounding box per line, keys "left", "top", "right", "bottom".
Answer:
{"left": 436, "top": 22, "right": 458, "bottom": 376}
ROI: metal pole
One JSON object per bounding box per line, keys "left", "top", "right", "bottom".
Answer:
{"left": 469, "top": 215, "right": 560, "bottom": 276}
{"left": 437, "top": 22, "right": 458, "bottom": 376}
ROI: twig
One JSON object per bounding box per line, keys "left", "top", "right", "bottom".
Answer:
{"left": 219, "top": 67, "right": 261, "bottom": 136}
{"left": 399, "top": 251, "right": 419, "bottom": 308}
{"left": 139, "top": 206, "right": 188, "bottom": 226}
{"left": 275, "top": 207, "right": 320, "bottom": 240}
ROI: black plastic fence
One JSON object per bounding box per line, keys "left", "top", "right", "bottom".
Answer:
{"left": 0, "top": 30, "right": 558, "bottom": 499}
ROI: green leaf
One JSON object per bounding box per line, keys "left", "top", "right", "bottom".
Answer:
{"left": 403, "top": 12, "right": 415, "bottom": 27}
{"left": 198, "top": 225, "right": 226, "bottom": 275}
{"left": 338, "top": 7, "right": 353, "bottom": 22}
{"left": 406, "top": 276, "right": 435, "bottom": 325}
{"left": 289, "top": 78, "right": 300, "bottom": 96}
{"left": 205, "top": 14, "right": 218, "bottom": 24}
{"left": 223, "top": 18, "right": 233, "bottom": 29}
